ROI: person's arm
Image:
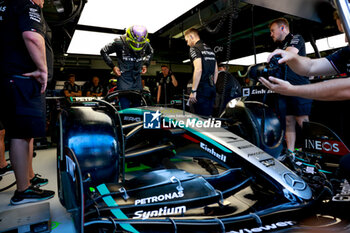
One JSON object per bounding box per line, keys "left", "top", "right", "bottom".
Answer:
{"left": 141, "top": 43, "right": 154, "bottom": 74}
{"left": 189, "top": 58, "right": 202, "bottom": 103}
{"left": 95, "top": 86, "right": 104, "bottom": 97}
{"left": 285, "top": 46, "right": 299, "bottom": 54}
{"left": 72, "top": 85, "right": 82, "bottom": 97}
{"left": 268, "top": 49, "right": 337, "bottom": 76}
{"left": 260, "top": 76, "right": 350, "bottom": 101}
{"left": 22, "top": 31, "right": 47, "bottom": 93}
{"left": 64, "top": 89, "right": 72, "bottom": 97}
{"left": 76, "top": 90, "right": 82, "bottom": 97}
{"left": 157, "top": 85, "right": 161, "bottom": 104}
{"left": 171, "top": 74, "right": 178, "bottom": 87}
{"left": 214, "top": 62, "right": 218, "bottom": 84}
{"left": 18, "top": 3, "right": 48, "bottom": 93}
{"left": 101, "top": 41, "right": 121, "bottom": 76}
{"left": 94, "top": 91, "right": 103, "bottom": 97}
{"left": 143, "top": 43, "right": 154, "bottom": 67}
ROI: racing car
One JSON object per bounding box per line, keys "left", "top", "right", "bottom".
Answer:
{"left": 56, "top": 90, "right": 348, "bottom": 233}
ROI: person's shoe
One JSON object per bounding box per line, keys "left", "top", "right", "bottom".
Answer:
{"left": 10, "top": 186, "right": 55, "bottom": 205}
{"left": 30, "top": 174, "right": 48, "bottom": 187}
{"left": 0, "top": 164, "right": 13, "bottom": 177}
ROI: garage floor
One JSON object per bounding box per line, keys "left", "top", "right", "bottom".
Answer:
{"left": 0, "top": 148, "right": 76, "bottom": 233}
{"left": 0, "top": 146, "right": 216, "bottom": 233}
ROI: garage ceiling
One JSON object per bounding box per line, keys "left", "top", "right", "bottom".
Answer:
{"left": 44, "top": 0, "right": 338, "bottom": 70}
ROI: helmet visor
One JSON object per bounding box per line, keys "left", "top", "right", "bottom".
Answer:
{"left": 128, "top": 39, "right": 147, "bottom": 51}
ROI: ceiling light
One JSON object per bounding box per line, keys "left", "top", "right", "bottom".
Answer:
{"left": 78, "top": 0, "right": 204, "bottom": 33}
{"left": 228, "top": 52, "right": 271, "bottom": 66}
{"left": 183, "top": 59, "right": 190, "bottom": 63}
{"left": 305, "top": 33, "right": 347, "bottom": 54}
{"left": 228, "top": 33, "right": 347, "bottom": 66}
{"left": 67, "top": 30, "right": 122, "bottom": 55}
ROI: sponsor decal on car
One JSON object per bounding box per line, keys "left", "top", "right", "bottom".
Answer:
{"left": 227, "top": 220, "right": 295, "bottom": 233}
{"left": 134, "top": 191, "right": 184, "bottom": 205}
{"left": 238, "top": 144, "right": 254, "bottom": 149}
{"left": 124, "top": 116, "right": 141, "bottom": 122}
{"left": 133, "top": 206, "right": 186, "bottom": 219}
{"left": 200, "top": 142, "right": 227, "bottom": 162}
{"left": 304, "top": 139, "right": 349, "bottom": 155}
{"left": 247, "top": 151, "right": 265, "bottom": 157}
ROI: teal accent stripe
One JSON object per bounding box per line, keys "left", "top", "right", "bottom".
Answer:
{"left": 164, "top": 118, "right": 231, "bottom": 153}
{"left": 12, "top": 75, "right": 31, "bottom": 79}
{"left": 96, "top": 184, "right": 139, "bottom": 233}
{"left": 118, "top": 108, "right": 145, "bottom": 115}
{"left": 185, "top": 126, "right": 232, "bottom": 153}
{"left": 319, "top": 170, "right": 332, "bottom": 174}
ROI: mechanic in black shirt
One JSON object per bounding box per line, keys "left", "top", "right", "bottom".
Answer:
{"left": 260, "top": 11, "right": 350, "bottom": 181}
{"left": 184, "top": 28, "right": 218, "bottom": 117}
{"left": 157, "top": 64, "right": 178, "bottom": 104}
{"left": 63, "top": 74, "right": 82, "bottom": 97}
{"left": 87, "top": 76, "right": 104, "bottom": 97}
{"left": 269, "top": 18, "right": 312, "bottom": 153}
{"left": 100, "top": 25, "right": 153, "bottom": 109}
{"left": 0, "top": 0, "right": 54, "bottom": 205}
{"left": 0, "top": 0, "right": 13, "bottom": 176}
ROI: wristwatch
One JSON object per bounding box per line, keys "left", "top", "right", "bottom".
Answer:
{"left": 191, "top": 89, "right": 197, "bottom": 93}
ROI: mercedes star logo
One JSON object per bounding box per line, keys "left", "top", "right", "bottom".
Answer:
{"left": 282, "top": 172, "right": 307, "bottom": 191}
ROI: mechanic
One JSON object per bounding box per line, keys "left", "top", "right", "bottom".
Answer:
{"left": 218, "top": 63, "right": 228, "bottom": 72}
{"left": 87, "top": 76, "right": 104, "bottom": 97}
{"left": 269, "top": 17, "right": 312, "bottom": 154}
{"left": 100, "top": 25, "right": 154, "bottom": 109}
{"left": 185, "top": 28, "right": 218, "bottom": 117}
{"left": 0, "top": 120, "right": 13, "bottom": 176}
{"left": 0, "top": 0, "right": 13, "bottom": 177}
{"left": 81, "top": 78, "right": 92, "bottom": 96}
{"left": 157, "top": 64, "right": 178, "bottom": 104}
{"left": 259, "top": 11, "right": 350, "bottom": 181}
{"left": 63, "top": 73, "right": 82, "bottom": 97}
{"left": 0, "top": 0, "right": 55, "bottom": 205}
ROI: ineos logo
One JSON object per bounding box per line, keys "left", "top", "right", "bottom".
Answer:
{"left": 305, "top": 139, "right": 340, "bottom": 153}
{"left": 213, "top": 46, "right": 223, "bottom": 53}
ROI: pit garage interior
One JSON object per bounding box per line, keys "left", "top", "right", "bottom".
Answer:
{"left": 1, "top": 0, "right": 350, "bottom": 232}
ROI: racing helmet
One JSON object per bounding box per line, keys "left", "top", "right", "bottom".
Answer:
{"left": 109, "top": 78, "right": 117, "bottom": 83}
{"left": 126, "top": 25, "right": 149, "bottom": 51}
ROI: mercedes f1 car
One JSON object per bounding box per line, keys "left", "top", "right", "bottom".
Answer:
{"left": 56, "top": 90, "right": 350, "bottom": 233}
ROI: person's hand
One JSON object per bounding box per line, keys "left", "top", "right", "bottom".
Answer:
{"left": 259, "top": 76, "right": 294, "bottom": 95}
{"left": 267, "top": 49, "right": 297, "bottom": 64}
{"left": 189, "top": 92, "right": 197, "bottom": 103}
{"left": 141, "top": 65, "right": 147, "bottom": 74}
{"left": 22, "top": 69, "right": 47, "bottom": 93}
{"left": 113, "top": 66, "right": 121, "bottom": 76}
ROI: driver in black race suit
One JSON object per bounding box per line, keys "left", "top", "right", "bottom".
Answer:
{"left": 100, "top": 25, "right": 153, "bottom": 109}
